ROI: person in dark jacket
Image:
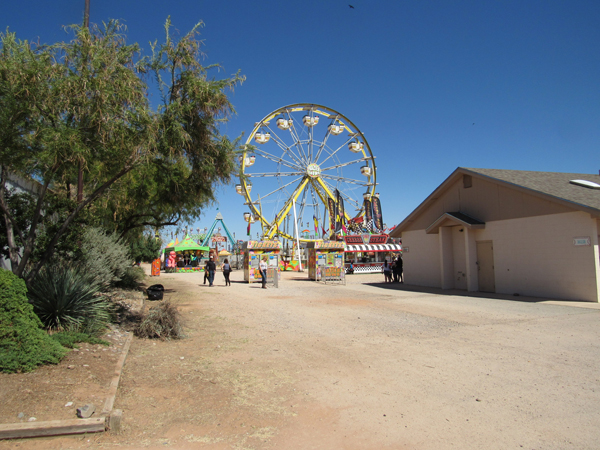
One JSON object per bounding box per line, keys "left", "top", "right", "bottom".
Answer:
{"left": 393, "top": 256, "right": 403, "bottom": 283}
{"left": 207, "top": 257, "right": 216, "bottom": 287}
{"left": 383, "top": 259, "right": 392, "bottom": 283}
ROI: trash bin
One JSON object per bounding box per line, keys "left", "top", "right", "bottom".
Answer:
{"left": 146, "top": 284, "right": 164, "bottom": 301}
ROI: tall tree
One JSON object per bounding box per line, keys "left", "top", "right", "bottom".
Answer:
{"left": 96, "top": 18, "right": 244, "bottom": 239}
{"left": 0, "top": 19, "right": 244, "bottom": 283}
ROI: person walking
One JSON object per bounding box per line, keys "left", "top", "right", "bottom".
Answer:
{"left": 259, "top": 256, "right": 268, "bottom": 289}
{"left": 207, "top": 256, "right": 216, "bottom": 287}
{"left": 396, "top": 256, "right": 403, "bottom": 283}
{"left": 383, "top": 259, "right": 392, "bottom": 283}
{"left": 203, "top": 260, "right": 209, "bottom": 285}
{"left": 222, "top": 258, "right": 231, "bottom": 286}
{"left": 392, "top": 258, "right": 398, "bottom": 282}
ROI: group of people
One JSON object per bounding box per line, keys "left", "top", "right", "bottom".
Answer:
{"left": 203, "top": 257, "right": 232, "bottom": 287}
{"left": 203, "top": 256, "right": 268, "bottom": 288}
{"left": 382, "top": 256, "right": 403, "bottom": 283}
{"left": 202, "top": 254, "right": 400, "bottom": 287}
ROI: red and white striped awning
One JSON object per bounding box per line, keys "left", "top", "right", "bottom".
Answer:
{"left": 345, "top": 244, "right": 402, "bottom": 252}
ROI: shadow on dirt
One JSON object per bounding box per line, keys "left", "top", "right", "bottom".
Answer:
{"left": 363, "top": 282, "right": 554, "bottom": 304}
{"left": 110, "top": 301, "right": 144, "bottom": 332}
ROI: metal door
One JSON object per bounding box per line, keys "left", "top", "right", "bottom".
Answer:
{"left": 476, "top": 241, "right": 495, "bottom": 293}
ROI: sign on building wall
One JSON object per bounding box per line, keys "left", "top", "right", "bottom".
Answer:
{"left": 573, "top": 237, "right": 591, "bottom": 246}
{"left": 368, "top": 234, "right": 389, "bottom": 244}
{"left": 343, "top": 234, "right": 390, "bottom": 245}
{"left": 344, "top": 235, "right": 363, "bottom": 244}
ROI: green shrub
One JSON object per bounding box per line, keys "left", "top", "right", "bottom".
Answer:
{"left": 115, "top": 266, "right": 146, "bottom": 289}
{"left": 0, "top": 269, "right": 67, "bottom": 373}
{"left": 50, "top": 331, "right": 109, "bottom": 348}
{"left": 129, "top": 234, "right": 162, "bottom": 264}
{"left": 78, "top": 227, "right": 131, "bottom": 288}
{"left": 134, "top": 301, "right": 183, "bottom": 340}
{"left": 27, "top": 265, "right": 110, "bottom": 335}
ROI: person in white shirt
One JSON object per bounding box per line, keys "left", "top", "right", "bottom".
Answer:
{"left": 259, "top": 257, "right": 268, "bottom": 289}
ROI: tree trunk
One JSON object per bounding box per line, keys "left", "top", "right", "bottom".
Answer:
{"left": 0, "top": 168, "right": 23, "bottom": 273}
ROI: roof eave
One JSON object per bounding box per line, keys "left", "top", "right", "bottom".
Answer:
{"left": 389, "top": 167, "right": 467, "bottom": 237}
{"left": 425, "top": 212, "right": 486, "bottom": 234}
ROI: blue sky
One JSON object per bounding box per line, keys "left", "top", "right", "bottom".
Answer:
{"left": 4, "top": 0, "right": 600, "bottom": 244}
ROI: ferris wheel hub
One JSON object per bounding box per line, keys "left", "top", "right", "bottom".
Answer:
{"left": 306, "top": 163, "right": 321, "bottom": 178}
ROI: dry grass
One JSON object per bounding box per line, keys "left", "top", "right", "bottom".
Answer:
{"left": 134, "top": 301, "right": 184, "bottom": 340}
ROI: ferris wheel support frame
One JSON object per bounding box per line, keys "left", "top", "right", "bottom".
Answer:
{"left": 264, "top": 177, "right": 309, "bottom": 239}
{"left": 292, "top": 197, "right": 303, "bottom": 271}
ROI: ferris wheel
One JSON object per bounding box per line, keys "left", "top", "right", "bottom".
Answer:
{"left": 237, "top": 103, "right": 377, "bottom": 241}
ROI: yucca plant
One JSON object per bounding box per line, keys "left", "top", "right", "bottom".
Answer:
{"left": 27, "top": 265, "right": 110, "bottom": 335}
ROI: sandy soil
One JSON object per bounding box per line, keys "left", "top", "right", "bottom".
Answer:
{"left": 2, "top": 267, "right": 600, "bottom": 450}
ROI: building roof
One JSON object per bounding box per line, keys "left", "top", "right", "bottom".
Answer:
{"left": 463, "top": 168, "right": 600, "bottom": 211}
{"left": 390, "top": 167, "right": 600, "bottom": 238}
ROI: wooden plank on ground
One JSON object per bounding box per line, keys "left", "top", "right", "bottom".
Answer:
{"left": 101, "top": 332, "right": 133, "bottom": 415}
{"left": 0, "top": 417, "right": 106, "bottom": 440}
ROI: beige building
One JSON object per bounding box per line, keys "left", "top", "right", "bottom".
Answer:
{"left": 389, "top": 168, "right": 600, "bottom": 302}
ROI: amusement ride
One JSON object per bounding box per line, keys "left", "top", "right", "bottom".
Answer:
{"left": 237, "top": 103, "right": 378, "bottom": 243}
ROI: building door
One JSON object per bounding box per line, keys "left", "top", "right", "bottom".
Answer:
{"left": 476, "top": 241, "right": 495, "bottom": 293}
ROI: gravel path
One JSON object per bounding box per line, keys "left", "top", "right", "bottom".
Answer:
{"left": 5, "top": 268, "right": 599, "bottom": 449}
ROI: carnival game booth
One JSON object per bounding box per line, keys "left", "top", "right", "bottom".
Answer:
{"left": 164, "top": 235, "right": 210, "bottom": 273}
{"left": 243, "top": 240, "right": 281, "bottom": 284}
{"left": 307, "top": 241, "right": 346, "bottom": 282}
{"left": 344, "top": 234, "right": 401, "bottom": 274}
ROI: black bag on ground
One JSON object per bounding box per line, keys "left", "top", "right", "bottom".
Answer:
{"left": 146, "top": 284, "right": 164, "bottom": 301}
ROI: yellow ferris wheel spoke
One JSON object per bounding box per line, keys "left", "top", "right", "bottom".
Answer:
{"left": 314, "top": 176, "right": 352, "bottom": 222}
{"left": 265, "top": 177, "right": 310, "bottom": 239}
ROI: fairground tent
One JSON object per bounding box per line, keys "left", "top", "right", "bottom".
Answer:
{"left": 164, "top": 235, "right": 210, "bottom": 253}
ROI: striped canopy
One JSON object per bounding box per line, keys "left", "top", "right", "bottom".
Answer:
{"left": 345, "top": 244, "right": 402, "bottom": 252}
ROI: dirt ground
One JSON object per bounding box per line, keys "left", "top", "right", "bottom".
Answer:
{"left": 1, "top": 266, "right": 600, "bottom": 450}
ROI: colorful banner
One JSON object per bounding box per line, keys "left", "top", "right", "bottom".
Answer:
{"left": 336, "top": 189, "right": 345, "bottom": 233}
{"left": 372, "top": 196, "right": 384, "bottom": 232}
{"left": 328, "top": 197, "right": 336, "bottom": 236}
{"left": 364, "top": 198, "right": 373, "bottom": 224}
{"left": 313, "top": 215, "right": 319, "bottom": 234}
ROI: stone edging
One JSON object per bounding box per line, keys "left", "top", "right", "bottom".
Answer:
{"left": 0, "top": 332, "right": 134, "bottom": 440}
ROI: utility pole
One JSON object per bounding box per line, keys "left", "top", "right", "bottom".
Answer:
{"left": 84, "top": 0, "right": 90, "bottom": 27}
{"left": 77, "top": 0, "right": 90, "bottom": 203}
